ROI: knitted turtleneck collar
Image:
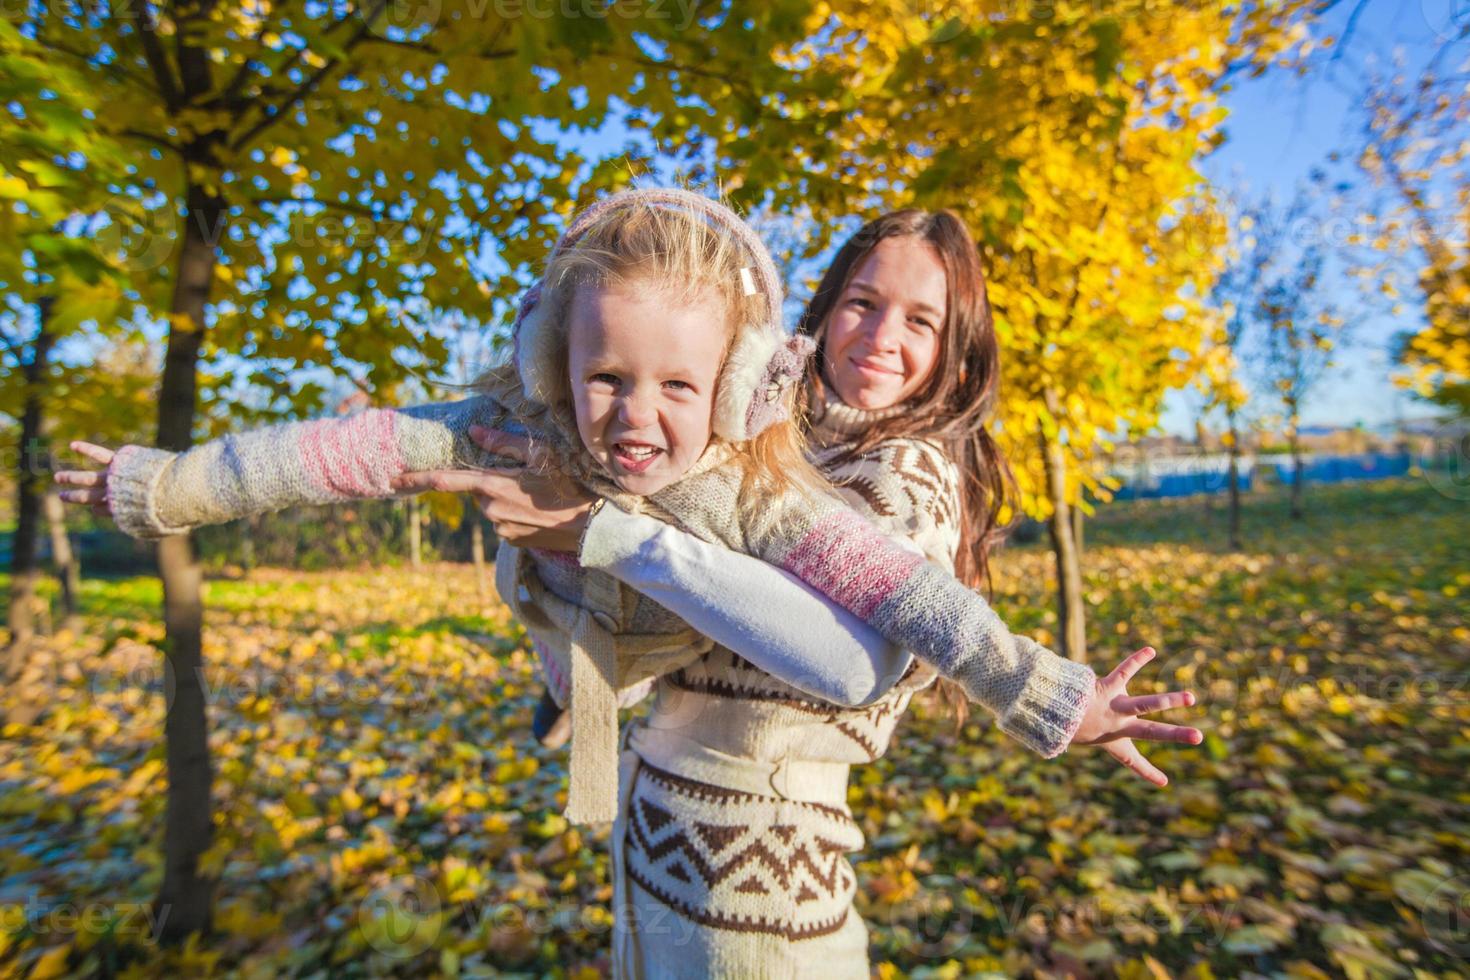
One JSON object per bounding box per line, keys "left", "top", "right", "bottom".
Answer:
{"left": 808, "top": 380, "right": 910, "bottom": 447}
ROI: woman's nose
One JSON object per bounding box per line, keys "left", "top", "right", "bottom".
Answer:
{"left": 867, "top": 306, "right": 904, "bottom": 353}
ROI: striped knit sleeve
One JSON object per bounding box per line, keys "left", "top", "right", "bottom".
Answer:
{"left": 650, "top": 467, "right": 1096, "bottom": 758}
{"left": 107, "top": 395, "right": 517, "bottom": 539}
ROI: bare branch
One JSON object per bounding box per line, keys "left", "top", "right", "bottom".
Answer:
{"left": 120, "top": 127, "right": 183, "bottom": 154}
{"left": 227, "top": 1, "right": 390, "bottom": 152}
{"left": 31, "top": 35, "right": 156, "bottom": 94}
{"left": 1326, "top": 0, "right": 1372, "bottom": 72}
{"left": 132, "top": 1, "right": 183, "bottom": 109}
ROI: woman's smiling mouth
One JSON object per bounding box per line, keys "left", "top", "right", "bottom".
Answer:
{"left": 850, "top": 356, "right": 902, "bottom": 377}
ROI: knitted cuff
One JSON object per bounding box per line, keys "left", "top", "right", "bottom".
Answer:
{"left": 107, "top": 445, "right": 192, "bottom": 540}
{"left": 997, "top": 645, "right": 1098, "bottom": 759}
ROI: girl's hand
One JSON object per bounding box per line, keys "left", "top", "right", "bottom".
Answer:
{"left": 1069, "top": 647, "right": 1203, "bottom": 787}
{"left": 389, "top": 425, "right": 597, "bottom": 552}
{"left": 54, "top": 441, "right": 118, "bottom": 520}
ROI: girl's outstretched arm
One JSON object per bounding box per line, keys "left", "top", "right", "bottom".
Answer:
{"left": 648, "top": 462, "right": 1199, "bottom": 768}
{"left": 55, "top": 397, "right": 519, "bottom": 538}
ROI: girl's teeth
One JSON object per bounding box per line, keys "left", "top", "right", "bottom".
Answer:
{"left": 620, "top": 445, "right": 658, "bottom": 460}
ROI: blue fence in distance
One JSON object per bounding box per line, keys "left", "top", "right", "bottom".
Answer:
{"left": 1110, "top": 452, "right": 1412, "bottom": 500}
{"left": 1263, "top": 452, "right": 1411, "bottom": 486}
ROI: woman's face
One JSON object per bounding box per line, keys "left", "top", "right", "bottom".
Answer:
{"left": 821, "top": 236, "right": 948, "bottom": 411}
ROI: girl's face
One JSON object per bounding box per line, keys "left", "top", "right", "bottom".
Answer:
{"left": 821, "top": 236, "right": 948, "bottom": 411}
{"left": 567, "top": 280, "right": 730, "bottom": 495}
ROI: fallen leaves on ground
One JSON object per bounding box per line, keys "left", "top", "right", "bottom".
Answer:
{"left": 0, "top": 479, "right": 1465, "bottom": 978}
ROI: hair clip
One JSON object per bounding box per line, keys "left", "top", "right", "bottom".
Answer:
{"left": 739, "top": 267, "right": 759, "bottom": 297}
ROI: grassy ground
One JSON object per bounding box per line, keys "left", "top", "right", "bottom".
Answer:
{"left": 0, "top": 477, "right": 1465, "bottom": 978}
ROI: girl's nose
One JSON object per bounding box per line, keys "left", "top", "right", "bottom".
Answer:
{"left": 618, "top": 391, "right": 657, "bottom": 429}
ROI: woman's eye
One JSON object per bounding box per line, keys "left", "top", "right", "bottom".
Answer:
{"left": 909, "top": 317, "right": 936, "bottom": 332}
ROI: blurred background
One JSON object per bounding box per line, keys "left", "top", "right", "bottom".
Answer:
{"left": 1, "top": 0, "right": 1467, "bottom": 976}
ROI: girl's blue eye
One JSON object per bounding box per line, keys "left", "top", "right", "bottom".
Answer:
{"left": 590, "top": 373, "right": 619, "bottom": 386}
{"left": 663, "top": 380, "right": 691, "bottom": 391}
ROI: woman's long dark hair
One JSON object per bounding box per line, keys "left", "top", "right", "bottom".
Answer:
{"left": 799, "top": 209, "right": 1017, "bottom": 607}
{"left": 800, "top": 210, "right": 1018, "bottom": 725}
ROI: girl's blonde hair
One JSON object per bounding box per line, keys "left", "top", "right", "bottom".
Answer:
{"left": 484, "top": 193, "right": 829, "bottom": 501}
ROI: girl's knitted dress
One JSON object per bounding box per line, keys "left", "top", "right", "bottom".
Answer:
{"left": 600, "top": 391, "right": 972, "bottom": 977}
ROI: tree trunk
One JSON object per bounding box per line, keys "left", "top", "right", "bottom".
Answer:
{"left": 7, "top": 298, "right": 56, "bottom": 671}
{"left": 1070, "top": 504, "right": 1084, "bottom": 559}
{"left": 43, "top": 490, "right": 80, "bottom": 629}
{"left": 1227, "top": 408, "right": 1242, "bottom": 550}
{"left": 240, "top": 515, "right": 257, "bottom": 575}
{"left": 1039, "top": 390, "right": 1087, "bottom": 663}
{"left": 408, "top": 496, "right": 423, "bottom": 569}
{"left": 151, "top": 180, "right": 224, "bottom": 944}
{"left": 469, "top": 499, "right": 487, "bottom": 598}
{"left": 1287, "top": 402, "right": 1304, "bottom": 520}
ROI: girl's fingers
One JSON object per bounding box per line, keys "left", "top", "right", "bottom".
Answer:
{"left": 472, "top": 425, "right": 558, "bottom": 473}
{"left": 391, "top": 469, "right": 507, "bottom": 495}
{"left": 1106, "top": 647, "right": 1156, "bottom": 688}
{"left": 55, "top": 470, "right": 105, "bottom": 488}
{"left": 70, "top": 441, "right": 115, "bottom": 466}
{"left": 59, "top": 487, "right": 106, "bottom": 505}
{"left": 469, "top": 426, "right": 538, "bottom": 466}
{"left": 1118, "top": 720, "right": 1203, "bottom": 744}
{"left": 1119, "top": 690, "right": 1196, "bottom": 715}
{"left": 493, "top": 520, "right": 534, "bottom": 541}
{"left": 1105, "top": 738, "right": 1168, "bottom": 787}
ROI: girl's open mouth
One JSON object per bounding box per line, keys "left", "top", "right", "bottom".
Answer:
{"left": 612, "top": 442, "right": 664, "bottom": 474}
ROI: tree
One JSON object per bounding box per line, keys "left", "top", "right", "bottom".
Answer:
{"left": 1201, "top": 187, "right": 1311, "bottom": 547}
{"left": 1255, "top": 244, "right": 1345, "bottom": 518}
{"left": 1, "top": 20, "right": 133, "bottom": 668}
{"left": 3, "top": 296, "right": 59, "bottom": 659}
{"left": 691, "top": 0, "right": 1323, "bottom": 659}
{"left": 1353, "top": 34, "right": 1470, "bottom": 414}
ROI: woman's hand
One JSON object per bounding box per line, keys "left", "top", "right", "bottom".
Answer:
{"left": 54, "top": 441, "right": 118, "bottom": 520}
{"left": 389, "top": 425, "right": 597, "bottom": 552}
{"left": 1069, "top": 647, "right": 1203, "bottom": 787}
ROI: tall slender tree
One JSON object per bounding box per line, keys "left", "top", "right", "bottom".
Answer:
{"left": 2, "top": 20, "right": 133, "bottom": 668}
{"left": 1255, "top": 245, "right": 1345, "bottom": 518}
{"left": 1202, "top": 188, "right": 1313, "bottom": 547}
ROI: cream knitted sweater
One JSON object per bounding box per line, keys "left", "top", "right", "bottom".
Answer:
{"left": 612, "top": 392, "right": 970, "bottom": 962}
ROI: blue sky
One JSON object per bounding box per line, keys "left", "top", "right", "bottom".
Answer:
{"left": 1157, "top": 0, "right": 1463, "bottom": 436}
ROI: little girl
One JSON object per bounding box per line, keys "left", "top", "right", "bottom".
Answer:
{"left": 59, "top": 188, "right": 1193, "bottom": 972}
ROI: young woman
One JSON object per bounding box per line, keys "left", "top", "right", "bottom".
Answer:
{"left": 394, "top": 209, "right": 1200, "bottom": 976}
